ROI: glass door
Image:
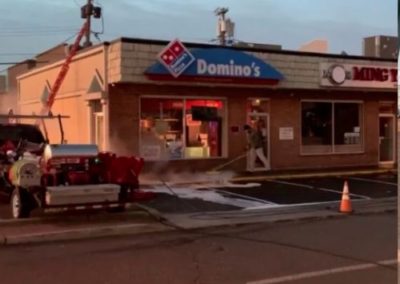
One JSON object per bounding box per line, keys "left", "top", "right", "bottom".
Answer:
{"left": 379, "top": 115, "right": 395, "bottom": 164}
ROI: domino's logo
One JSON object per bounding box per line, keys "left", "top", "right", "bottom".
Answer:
{"left": 158, "top": 39, "right": 195, "bottom": 78}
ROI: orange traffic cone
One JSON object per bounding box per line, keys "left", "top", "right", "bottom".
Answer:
{"left": 339, "top": 180, "right": 353, "bottom": 213}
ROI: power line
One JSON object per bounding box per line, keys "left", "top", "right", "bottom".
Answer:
{"left": 61, "top": 31, "right": 80, "bottom": 43}
{"left": 0, "top": 27, "right": 78, "bottom": 31}
{"left": 0, "top": 53, "right": 37, "bottom": 56}
{"left": 0, "top": 32, "right": 79, "bottom": 38}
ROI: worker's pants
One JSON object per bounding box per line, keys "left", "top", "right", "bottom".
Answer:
{"left": 248, "top": 147, "right": 269, "bottom": 172}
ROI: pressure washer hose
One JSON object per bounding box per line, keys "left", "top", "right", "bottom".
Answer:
{"left": 208, "top": 151, "right": 247, "bottom": 173}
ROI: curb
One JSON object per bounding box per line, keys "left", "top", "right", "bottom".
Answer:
{"left": 0, "top": 205, "right": 151, "bottom": 227}
{"left": 160, "top": 168, "right": 395, "bottom": 185}
{"left": 0, "top": 222, "right": 171, "bottom": 246}
{"left": 231, "top": 169, "right": 394, "bottom": 183}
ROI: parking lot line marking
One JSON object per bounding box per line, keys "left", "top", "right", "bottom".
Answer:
{"left": 272, "top": 180, "right": 371, "bottom": 200}
{"left": 349, "top": 177, "right": 397, "bottom": 186}
{"left": 213, "top": 189, "right": 278, "bottom": 205}
{"left": 247, "top": 259, "right": 397, "bottom": 284}
{"left": 242, "top": 200, "right": 339, "bottom": 211}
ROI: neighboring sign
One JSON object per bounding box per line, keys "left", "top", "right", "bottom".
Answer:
{"left": 146, "top": 42, "right": 284, "bottom": 85}
{"left": 279, "top": 127, "right": 294, "bottom": 140}
{"left": 157, "top": 39, "right": 195, "bottom": 78}
{"left": 320, "top": 63, "right": 397, "bottom": 89}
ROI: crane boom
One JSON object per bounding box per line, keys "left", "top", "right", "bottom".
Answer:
{"left": 38, "top": 22, "right": 89, "bottom": 119}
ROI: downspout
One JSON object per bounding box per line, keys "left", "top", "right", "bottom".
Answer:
{"left": 103, "top": 42, "right": 110, "bottom": 151}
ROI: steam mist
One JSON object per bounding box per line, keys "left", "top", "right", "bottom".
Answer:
{"left": 108, "top": 129, "right": 237, "bottom": 186}
{"left": 140, "top": 170, "right": 236, "bottom": 186}
{"left": 109, "top": 133, "right": 132, "bottom": 156}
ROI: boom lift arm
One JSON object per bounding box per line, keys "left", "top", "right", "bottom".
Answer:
{"left": 37, "top": 22, "right": 89, "bottom": 119}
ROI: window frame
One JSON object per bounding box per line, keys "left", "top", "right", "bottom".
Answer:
{"left": 300, "top": 99, "right": 365, "bottom": 156}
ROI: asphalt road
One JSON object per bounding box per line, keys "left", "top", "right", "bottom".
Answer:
{"left": 0, "top": 213, "right": 396, "bottom": 284}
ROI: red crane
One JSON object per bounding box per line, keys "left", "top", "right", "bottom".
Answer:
{"left": 37, "top": 22, "right": 89, "bottom": 120}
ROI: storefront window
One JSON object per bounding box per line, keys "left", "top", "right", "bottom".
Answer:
{"left": 301, "top": 102, "right": 333, "bottom": 153}
{"left": 334, "top": 103, "right": 362, "bottom": 152}
{"left": 140, "top": 97, "right": 225, "bottom": 160}
{"left": 140, "top": 98, "right": 184, "bottom": 160}
{"left": 185, "top": 99, "right": 223, "bottom": 159}
{"left": 302, "top": 101, "right": 363, "bottom": 154}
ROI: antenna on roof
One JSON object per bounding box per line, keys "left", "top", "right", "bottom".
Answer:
{"left": 214, "top": 7, "right": 235, "bottom": 46}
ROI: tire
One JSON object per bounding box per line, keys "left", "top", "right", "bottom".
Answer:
{"left": 10, "top": 188, "right": 31, "bottom": 219}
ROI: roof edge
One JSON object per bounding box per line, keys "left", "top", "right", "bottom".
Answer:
{"left": 115, "top": 37, "right": 396, "bottom": 62}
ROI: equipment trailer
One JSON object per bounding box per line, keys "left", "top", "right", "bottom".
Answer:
{"left": 0, "top": 113, "right": 150, "bottom": 219}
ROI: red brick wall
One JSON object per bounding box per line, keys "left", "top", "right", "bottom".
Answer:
{"left": 108, "top": 84, "right": 140, "bottom": 156}
{"left": 109, "top": 83, "right": 395, "bottom": 172}
{"left": 268, "top": 91, "right": 390, "bottom": 170}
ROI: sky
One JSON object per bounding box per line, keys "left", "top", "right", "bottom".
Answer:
{"left": 0, "top": 0, "right": 396, "bottom": 73}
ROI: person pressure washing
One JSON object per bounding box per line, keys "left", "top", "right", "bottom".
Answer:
{"left": 244, "top": 124, "right": 269, "bottom": 172}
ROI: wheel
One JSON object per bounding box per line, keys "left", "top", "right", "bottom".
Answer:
{"left": 10, "top": 188, "right": 31, "bottom": 219}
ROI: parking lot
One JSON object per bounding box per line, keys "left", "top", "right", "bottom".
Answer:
{"left": 226, "top": 173, "right": 397, "bottom": 204}
{"left": 139, "top": 172, "right": 397, "bottom": 214}
{"left": 0, "top": 172, "right": 397, "bottom": 220}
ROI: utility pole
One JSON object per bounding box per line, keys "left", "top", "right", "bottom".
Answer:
{"left": 82, "top": 0, "right": 93, "bottom": 47}
{"left": 81, "top": 0, "right": 102, "bottom": 47}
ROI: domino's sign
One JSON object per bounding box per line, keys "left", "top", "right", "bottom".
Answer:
{"left": 158, "top": 39, "right": 195, "bottom": 78}
{"left": 196, "top": 59, "right": 262, "bottom": 77}
{"left": 147, "top": 39, "right": 284, "bottom": 85}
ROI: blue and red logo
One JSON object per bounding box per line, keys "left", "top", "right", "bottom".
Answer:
{"left": 158, "top": 39, "right": 195, "bottom": 78}
{"left": 148, "top": 41, "right": 284, "bottom": 85}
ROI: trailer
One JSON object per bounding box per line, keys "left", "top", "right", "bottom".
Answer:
{"left": 0, "top": 113, "right": 152, "bottom": 219}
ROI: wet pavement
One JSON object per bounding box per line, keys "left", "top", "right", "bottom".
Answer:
{"left": 141, "top": 192, "right": 241, "bottom": 214}
{"left": 137, "top": 173, "right": 397, "bottom": 215}
{"left": 212, "top": 180, "right": 363, "bottom": 205}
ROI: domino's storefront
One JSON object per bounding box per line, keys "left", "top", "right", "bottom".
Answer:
{"left": 126, "top": 40, "right": 283, "bottom": 172}
{"left": 15, "top": 37, "right": 396, "bottom": 173}
{"left": 106, "top": 38, "right": 397, "bottom": 173}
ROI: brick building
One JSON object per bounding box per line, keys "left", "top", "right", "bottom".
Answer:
{"left": 363, "top": 35, "right": 398, "bottom": 59}
{"left": 16, "top": 38, "right": 397, "bottom": 173}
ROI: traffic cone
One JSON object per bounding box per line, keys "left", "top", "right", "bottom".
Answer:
{"left": 339, "top": 180, "right": 353, "bottom": 213}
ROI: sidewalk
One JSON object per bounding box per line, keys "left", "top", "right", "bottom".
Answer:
{"left": 230, "top": 166, "right": 396, "bottom": 182}
{"left": 157, "top": 197, "right": 397, "bottom": 229}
